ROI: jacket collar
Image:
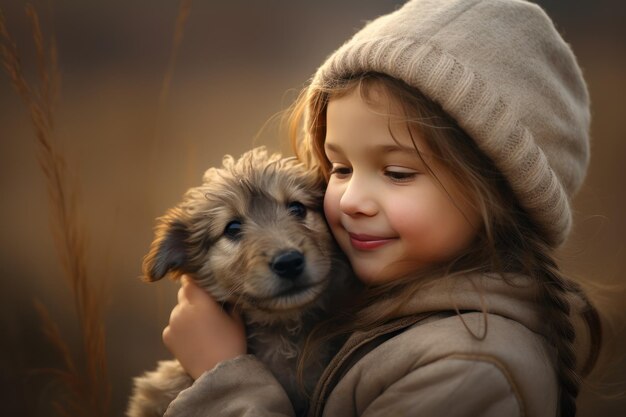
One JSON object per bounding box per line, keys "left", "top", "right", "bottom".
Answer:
{"left": 308, "top": 312, "right": 435, "bottom": 417}
{"left": 307, "top": 273, "right": 549, "bottom": 417}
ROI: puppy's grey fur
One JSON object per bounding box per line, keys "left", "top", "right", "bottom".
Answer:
{"left": 127, "top": 147, "right": 350, "bottom": 417}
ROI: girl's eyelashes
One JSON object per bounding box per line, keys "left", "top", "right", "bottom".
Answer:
{"left": 329, "top": 163, "right": 419, "bottom": 183}
{"left": 329, "top": 164, "right": 352, "bottom": 178}
{"left": 384, "top": 168, "right": 418, "bottom": 182}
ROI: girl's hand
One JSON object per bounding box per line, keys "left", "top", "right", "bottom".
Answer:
{"left": 162, "top": 275, "right": 246, "bottom": 380}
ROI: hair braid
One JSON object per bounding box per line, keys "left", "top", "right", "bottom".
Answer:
{"left": 541, "top": 265, "right": 578, "bottom": 416}
{"left": 529, "top": 240, "right": 601, "bottom": 417}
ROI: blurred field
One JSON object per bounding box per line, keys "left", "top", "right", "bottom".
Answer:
{"left": 0, "top": 1, "right": 624, "bottom": 416}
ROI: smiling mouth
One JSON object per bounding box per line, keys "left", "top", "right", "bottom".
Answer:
{"left": 348, "top": 233, "right": 395, "bottom": 250}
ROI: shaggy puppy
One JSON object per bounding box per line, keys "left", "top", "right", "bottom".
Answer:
{"left": 127, "top": 147, "right": 350, "bottom": 417}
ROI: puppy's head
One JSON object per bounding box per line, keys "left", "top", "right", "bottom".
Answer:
{"left": 143, "top": 147, "right": 337, "bottom": 319}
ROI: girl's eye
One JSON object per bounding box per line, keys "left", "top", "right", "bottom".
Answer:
{"left": 329, "top": 165, "right": 351, "bottom": 178}
{"left": 385, "top": 169, "right": 417, "bottom": 182}
{"left": 224, "top": 220, "right": 242, "bottom": 240}
{"left": 287, "top": 201, "right": 307, "bottom": 219}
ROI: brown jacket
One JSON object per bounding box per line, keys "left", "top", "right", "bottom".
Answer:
{"left": 164, "top": 274, "right": 561, "bottom": 417}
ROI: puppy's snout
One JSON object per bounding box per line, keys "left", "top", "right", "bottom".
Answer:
{"left": 270, "top": 250, "right": 305, "bottom": 279}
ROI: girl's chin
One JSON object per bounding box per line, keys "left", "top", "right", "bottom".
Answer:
{"left": 350, "top": 263, "right": 396, "bottom": 285}
{"left": 349, "top": 259, "right": 426, "bottom": 285}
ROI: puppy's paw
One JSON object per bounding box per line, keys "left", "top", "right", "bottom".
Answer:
{"left": 126, "top": 360, "right": 193, "bottom": 417}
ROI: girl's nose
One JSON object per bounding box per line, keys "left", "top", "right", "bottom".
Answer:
{"left": 339, "top": 175, "right": 378, "bottom": 217}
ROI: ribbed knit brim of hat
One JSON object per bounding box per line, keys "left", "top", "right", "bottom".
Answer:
{"left": 309, "top": 0, "right": 591, "bottom": 247}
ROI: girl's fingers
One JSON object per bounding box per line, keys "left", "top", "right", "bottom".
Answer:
{"left": 176, "top": 277, "right": 225, "bottom": 317}
{"left": 162, "top": 325, "right": 171, "bottom": 345}
{"left": 162, "top": 274, "right": 247, "bottom": 378}
{"left": 177, "top": 275, "right": 192, "bottom": 303}
{"left": 177, "top": 284, "right": 185, "bottom": 303}
{"left": 169, "top": 302, "right": 181, "bottom": 320}
{"left": 178, "top": 275, "right": 204, "bottom": 305}
{"left": 174, "top": 276, "right": 239, "bottom": 331}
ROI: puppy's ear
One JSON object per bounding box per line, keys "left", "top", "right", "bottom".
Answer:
{"left": 142, "top": 217, "right": 190, "bottom": 282}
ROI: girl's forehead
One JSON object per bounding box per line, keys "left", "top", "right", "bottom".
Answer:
{"left": 329, "top": 83, "right": 397, "bottom": 113}
{"left": 325, "top": 88, "right": 429, "bottom": 156}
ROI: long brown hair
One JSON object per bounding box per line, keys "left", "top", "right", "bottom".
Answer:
{"left": 288, "top": 72, "right": 602, "bottom": 417}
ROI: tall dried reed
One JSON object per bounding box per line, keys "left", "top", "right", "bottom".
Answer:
{"left": 0, "top": 5, "right": 110, "bottom": 416}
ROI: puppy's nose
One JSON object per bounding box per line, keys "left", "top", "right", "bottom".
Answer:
{"left": 270, "top": 250, "right": 305, "bottom": 279}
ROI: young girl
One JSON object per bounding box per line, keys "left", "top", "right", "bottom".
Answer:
{"left": 161, "top": 1, "right": 602, "bottom": 416}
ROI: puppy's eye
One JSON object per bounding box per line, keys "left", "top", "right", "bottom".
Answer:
{"left": 287, "top": 201, "right": 307, "bottom": 219}
{"left": 224, "top": 220, "right": 242, "bottom": 240}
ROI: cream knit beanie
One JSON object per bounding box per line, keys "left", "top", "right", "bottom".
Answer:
{"left": 309, "top": 0, "right": 590, "bottom": 247}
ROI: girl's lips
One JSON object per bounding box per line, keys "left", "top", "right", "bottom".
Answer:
{"left": 348, "top": 233, "right": 395, "bottom": 251}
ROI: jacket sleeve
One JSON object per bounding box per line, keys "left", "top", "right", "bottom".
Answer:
{"left": 163, "top": 354, "right": 295, "bottom": 417}
{"left": 357, "top": 357, "right": 523, "bottom": 417}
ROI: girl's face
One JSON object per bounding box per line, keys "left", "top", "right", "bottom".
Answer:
{"left": 323, "top": 87, "right": 481, "bottom": 284}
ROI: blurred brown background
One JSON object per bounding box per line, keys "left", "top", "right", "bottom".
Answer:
{"left": 0, "top": 0, "right": 624, "bottom": 416}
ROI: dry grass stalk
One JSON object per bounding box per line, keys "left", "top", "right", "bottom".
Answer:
{"left": 32, "top": 300, "right": 85, "bottom": 416}
{"left": 1, "top": 5, "right": 109, "bottom": 416}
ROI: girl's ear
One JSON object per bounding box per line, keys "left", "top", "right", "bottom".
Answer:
{"left": 142, "top": 210, "right": 191, "bottom": 282}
